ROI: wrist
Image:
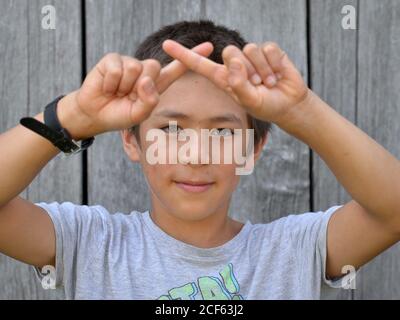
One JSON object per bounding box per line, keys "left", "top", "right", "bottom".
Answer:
{"left": 274, "top": 89, "right": 321, "bottom": 138}
{"left": 56, "top": 91, "right": 95, "bottom": 141}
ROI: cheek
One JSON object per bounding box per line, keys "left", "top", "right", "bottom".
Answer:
{"left": 142, "top": 163, "right": 173, "bottom": 186}
{"left": 213, "top": 164, "right": 240, "bottom": 191}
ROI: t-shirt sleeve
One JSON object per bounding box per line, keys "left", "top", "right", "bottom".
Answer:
{"left": 285, "top": 205, "right": 356, "bottom": 298}
{"left": 315, "top": 205, "right": 361, "bottom": 299}
{"left": 32, "top": 201, "right": 108, "bottom": 290}
{"left": 315, "top": 206, "right": 348, "bottom": 286}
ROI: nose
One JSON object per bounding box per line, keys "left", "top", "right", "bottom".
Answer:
{"left": 177, "top": 129, "right": 209, "bottom": 166}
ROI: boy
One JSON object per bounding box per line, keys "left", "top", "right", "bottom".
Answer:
{"left": 0, "top": 20, "right": 399, "bottom": 300}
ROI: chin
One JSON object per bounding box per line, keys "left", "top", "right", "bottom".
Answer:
{"left": 169, "top": 202, "right": 216, "bottom": 222}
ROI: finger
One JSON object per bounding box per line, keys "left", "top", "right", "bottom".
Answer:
{"left": 117, "top": 56, "right": 143, "bottom": 96}
{"left": 97, "top": 53, "right": 123, "bottom": 96}
{"left": 228, "top": 58, "right": 261, "bottom": 112}
{"left": 222, "top": 45, "right": 262, "bottom": 85}
{"left": 243, "top": 43, "right": 277, "bottom": 88}
{"left": 157, "top": 42, "right": 214, "bottom": 94}
{"left": 129, "top": 59, "right": 161, "bottom": 100}
{"left": 162, "top": 39, "right": 229, "bottom": 90}
{"left": 130, "top": 76, "right": 159, "bottom": 123}
{"left": 262, "top": 42, "right": 289, "bottom": 76}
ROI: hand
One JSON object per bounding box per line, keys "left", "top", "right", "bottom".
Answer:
{"left": 58, "top": 42, "right": 214, "bottom": 140}
{"left": 162, "top": 40, "right": 309, "bottom": 125}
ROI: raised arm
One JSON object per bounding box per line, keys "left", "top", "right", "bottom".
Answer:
{"left": 163, "top": 39, "right": 400, "bottom": 278}
{"left": 0, "top": 43, "right": 213, "bottom": 268}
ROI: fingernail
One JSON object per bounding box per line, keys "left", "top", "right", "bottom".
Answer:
{"left": 251, "top": 74, "right": 262, "bottom": 85}
{"left": 144, "top": 81, "right": 155, "bottom": 94}
{"left": 266, "top": 75, "right": 277, "bottom": 86}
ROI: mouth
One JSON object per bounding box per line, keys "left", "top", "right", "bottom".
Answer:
{"left": 173, "top": 180, "right": 215, "bottom": 193}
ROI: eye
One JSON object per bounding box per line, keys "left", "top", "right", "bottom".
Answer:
{"left": 160, "top": 124, "right": 182, "bottom": 133}
{"left": 210, "top": 128, "right": 234, "bottom": 137}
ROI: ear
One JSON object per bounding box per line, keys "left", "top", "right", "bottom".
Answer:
{"left": 120, "top": 129, "right": 141, "bottom": 162}
{"left": 253, "top": 132, "right": 269, "bottom": 162}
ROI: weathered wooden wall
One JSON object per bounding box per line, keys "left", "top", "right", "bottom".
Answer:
{"left": 0, "top": 0, "right": 399, "bottom": 299}
{"left": 0, "top": 0, "right": 81, "bottom": 300}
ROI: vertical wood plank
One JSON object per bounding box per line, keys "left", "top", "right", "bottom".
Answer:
{"left": 86, "top": 0, "right": 202, "bottom": 214}
{"left": 354, "top": 0, "right": 400, "bottom": 299}
{"left": 309, "top": 0, "right": 358, "bottom": 300}
{"left": 0, "top": 0, "right": 82, "bottom": 299}
{"left": 204, "top": 0, "right": 310, "bottom": 223}
{"left": 310, "top": 0, "right": 357, "bottom": 209}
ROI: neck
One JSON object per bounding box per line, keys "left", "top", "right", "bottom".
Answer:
{"left": 149, "top": 201, "right": 244, "bottom": 249}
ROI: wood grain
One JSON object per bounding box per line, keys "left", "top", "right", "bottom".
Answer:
{"left": 0, "top": 0, "right": 82, "bottom": 299}
{"left": 1, "top": 0, "right": 399, "bottom": 300}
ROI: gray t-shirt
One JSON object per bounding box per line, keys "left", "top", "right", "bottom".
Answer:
{"left": 33, "top": 201, "right": 347, "bottom": 299}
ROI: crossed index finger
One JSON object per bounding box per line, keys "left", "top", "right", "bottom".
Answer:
{"left": 156, "top": 41, "right": 215, "bottom": 94}
{"left": 161, "top": 39, "right": 230, "bottom": 90}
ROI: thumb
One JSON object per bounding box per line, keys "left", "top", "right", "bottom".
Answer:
{"left": 228, "top": 58, "right": 260, "bottom": 110}
{"left": 130, "top": 77, "right": 159, "bottom": 124}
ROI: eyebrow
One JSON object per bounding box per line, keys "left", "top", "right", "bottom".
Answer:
{"left": 153, "top": 110, "right": 243, "bottom": 125}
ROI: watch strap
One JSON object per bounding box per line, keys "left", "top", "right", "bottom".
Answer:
{"left": 20, "top": 117, "right": 84, "bottom": 154}
{"left": 20, "top": 95, "right": 95, "bottom": 155}
{"left": 44, "top": 95, "right": 65, "bottom": 132}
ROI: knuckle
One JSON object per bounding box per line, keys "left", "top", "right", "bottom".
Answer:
{"left": 227, "top": 44, "right": 240, "bottom": 52}
{"left": 263, "top": 42, "right": 279, "bottom": 53}
{"left": 104, "top": 52, "right": 120, "bottom": 61}
{"left": 223, "top": 45, "right": 238, "bottom": 58}
{"left": 243, "top": 43, "right": 259, "bottom": 55}
{"left": 109, "top": 67, "right": 122, "bottom": 78}
{"left": 126, "top": 60, "right": 142, "bottom": 73}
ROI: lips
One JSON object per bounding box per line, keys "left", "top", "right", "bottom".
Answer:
{"left": 174, "top": 180, "right": 215, "bottom": 193}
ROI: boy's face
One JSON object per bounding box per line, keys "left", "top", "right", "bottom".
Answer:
{"left": 121, "top": 71, "right": 266, "bottom": 221}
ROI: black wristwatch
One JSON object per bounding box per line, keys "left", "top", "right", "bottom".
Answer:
{"left": 20, "top": 95, "right": 95, "bottom": 155}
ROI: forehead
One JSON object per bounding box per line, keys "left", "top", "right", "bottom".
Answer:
{"left": 150, "top": 71, "right": 248, "bottom": 123}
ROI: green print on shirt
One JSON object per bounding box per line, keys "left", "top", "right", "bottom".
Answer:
{"left": 157, "top": 263, "right": 244, "bottom": 300}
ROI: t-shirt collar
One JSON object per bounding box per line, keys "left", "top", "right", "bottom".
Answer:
{"left": 140, "top": 210, "right": 252, "bottom": 261}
